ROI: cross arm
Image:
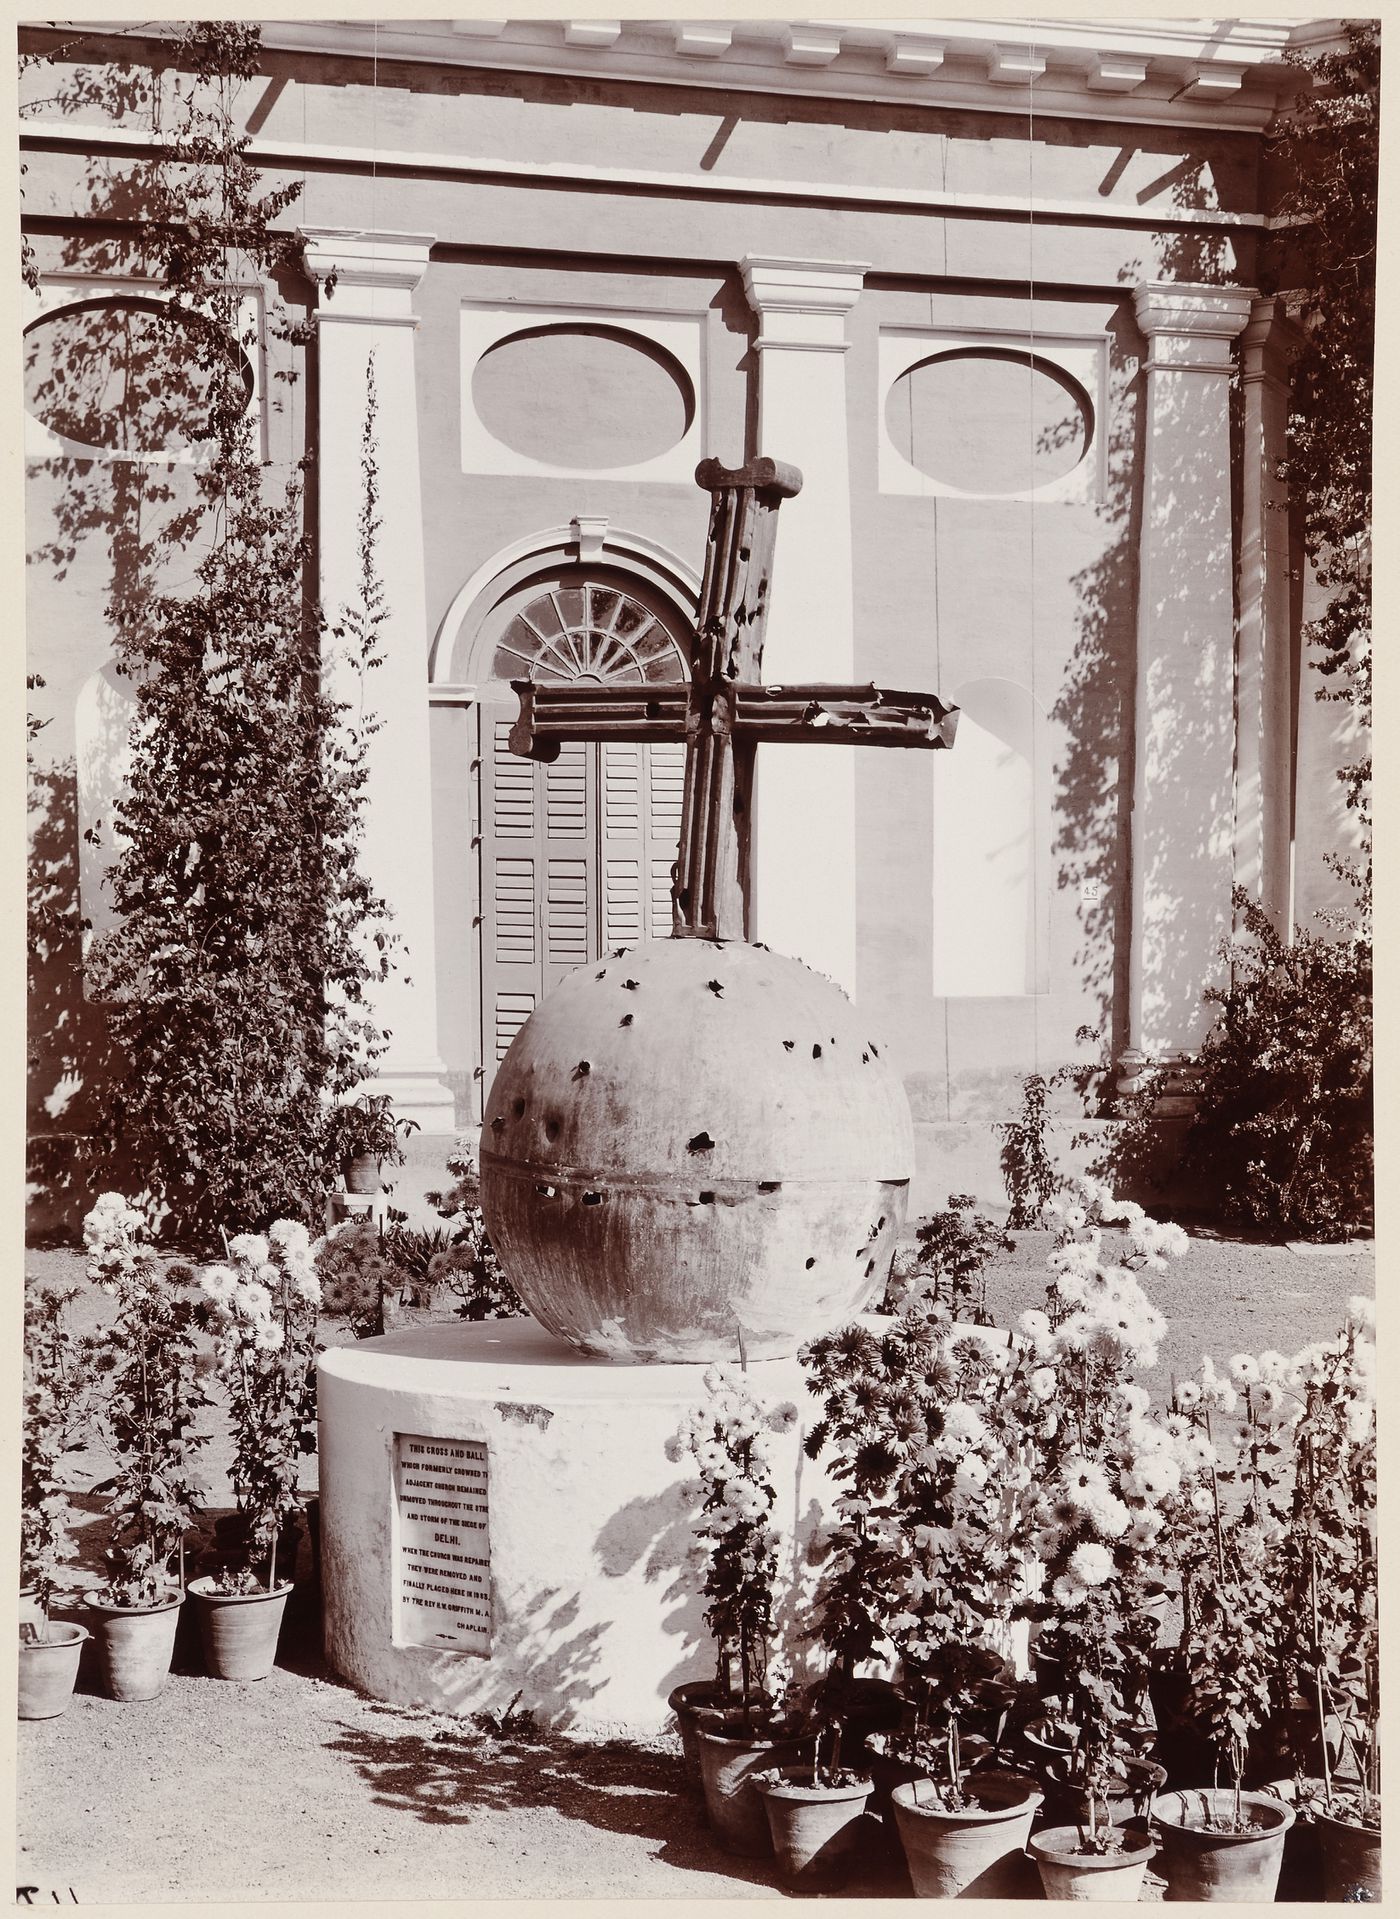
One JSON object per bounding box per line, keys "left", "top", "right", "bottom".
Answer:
{"left": 507, "top": 680, "right": 690, "bottom": 762}
{"left": 730, "top": 683, "right": 959, "bottom": 748}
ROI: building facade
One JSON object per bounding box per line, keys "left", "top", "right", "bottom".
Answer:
{"left": 22, "top": 18, "right": 1361, "bottom": 1225}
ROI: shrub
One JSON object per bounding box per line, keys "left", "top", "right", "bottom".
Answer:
{"left": 889, "top": 1195, "right": 1012, "bottom": 1321}
{"left": 421, "top": 1138, "right": 526, "bottom": 1322}
{"left": 22, "top": 1285, "right": 92, "bottom": 1628}
{"left": 998, "top": 1074, "right": 1063, "bottom": 1228}
{"left": 1181, "top": 891, "right": 1372, "bottom": 1239}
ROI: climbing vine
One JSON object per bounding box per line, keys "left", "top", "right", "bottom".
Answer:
{"left": 49, "top": 23, "right": 395, "bottom": 1242}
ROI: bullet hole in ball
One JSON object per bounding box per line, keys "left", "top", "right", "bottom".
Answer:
{"left": 706, "top": 979, "right": 724, "bottom": 997}
{"left": 573, "top": 1060, "right": 591, "bottom": 1080}
{"left": 782, "top": 1040, "right": 795, "bottom": 1051}
{"left": 621, "top": 978, "right": 639, "bottom": 991}
{"left": 865, "top": 1259, "right": 876, "bottom": 1277}
{"left": 868, "top": 1041, "right": 880, "bottom": 1057}
{"left": 544, "top": 1118, "right": 560, "bottom": 1141}
{"left": 582, "top": 1191, "right": 602, "bottom": 1207}
{"left": 619, "top": 1013, "right": 634, "bottom": 1027}
{"left": 698, "top": 1191, "right": 715, "bottom": 1206}
{"left": 688, "top": 1131, "right": 715, "bottom": 1153}
{"left": 757, "top": 1181, "right": 781, "bottom": 1194}
{"left": 595, "top": 970, "right": 606, "bottom": 981}
{"left": 490, "top": 1115, "right": 505, "bottom": 1132}
{"left": 513, "top": 1097, "right": 526, "bottom": 1117}
{"left": 805, "top": 1257, "right": 816, "bottom": 1270}
{"left": 813, "top": 1044, "right": 822, "bottom": 1059}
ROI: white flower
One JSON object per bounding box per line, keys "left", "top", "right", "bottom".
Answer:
{"left": 229, "top": 1232, "right": 271, "bottom": 1269}
{"left": 1084, "top": 1493, "right": 1131, "bottom": 1540}
{"left": 1174, "top": 1381, "right": 1202, "bottom": 1411}
{"left": 767, "top": 1401, "right": 799, "bottom": 1434}
{"left": 1116, "top": 1384, "right": 1150, "bottom": 1416}
{"left": 1348, "top": 1295, "right": 1376, "bottom": 1334}
{"left": 253, "top": 1318, "right": 285, "bottom": 1353}
{"left": 1126, "top": 1512, "right": 1162, "bottom": 1550}
{"left": 1052, "top": 1573, "right": 1089, "bottom": 1609}
{"left": 199, "top": 1264, "right": 239, "bottom": 1310}
{"left": 1061, "top": 1458, "right": 1111, "bottom": 1508}
{"left": 942, "top": 1402, "right": 988, "bottom": 1450}
{"left": 1069, "top": 1541, "right": 1114, "bottom": 1587}
{"left": 1189, "top": 1486, "right": 1214, "bottom": 1515}
{"left": 1257, "top": 1350, "right": 1288, "bottom": 1384}
{"left": 269, "top": 1219, "right": 312, "bottom": 1259}
{"left": 1229, "top": 1353, "right": 1261, "bottom": 1386}
{"left": 702, "top": 1364, "right": 736, "bottom": 1395}
{"left": 663, "top": 1433, "right": 686, "bottom": 1464}
{"left": 1028, "top": 1366, "right": 1057, "bottom": 1403}
{"left": 1018, "top": 1309, "right": 1053, "bottom": 1352}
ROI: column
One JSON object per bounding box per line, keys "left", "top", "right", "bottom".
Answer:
{"left": 1236, "top": 296, "right": 1303, "bottom": 932}
{"left": 741, "top": 256, "right": 867, "bottom": 993}
{"left": 302, "top": 227, "right": 455, "bottom": 1132}
{"left": 1118, "top": 282, "right": 1254, "bottom": 1105}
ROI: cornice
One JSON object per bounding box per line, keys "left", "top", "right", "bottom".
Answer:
{"left": 37, "top": 17, "right": 1324, "bottom": 134}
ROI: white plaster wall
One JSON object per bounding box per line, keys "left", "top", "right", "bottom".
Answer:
{"left": 319, "top": 1319, "right": 841, "bottom": 1737}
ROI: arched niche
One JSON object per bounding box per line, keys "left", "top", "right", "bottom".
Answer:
{"left": 932, "top": 677, "right": 1051, "bottom": 998}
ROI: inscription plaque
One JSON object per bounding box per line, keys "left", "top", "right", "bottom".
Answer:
{"left": 393, "top": 1433, "right": 491, "bottom": 1653}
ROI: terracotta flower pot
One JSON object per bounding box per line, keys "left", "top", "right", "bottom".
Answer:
{"left": 188, "top": 1576, "right": 291, "bottom": 1681}
{"left": 1029, "top": 1822, "right": 1156, "bottom": 1901}
{"left": 18, "top": 1622, "right": 88, "bottom": 1721}
{"left": 695, "top": 1718, "right": 804, "bottom": 1856}
{"left": 1153, "top": 1788, "right": 1294, "bottom": 1901}
{"left": 343, "top": 1152, "right": 382, "bottom": 1195}
{"left": 86, "top": 1590, "right": 183, "bottom": 1702}
{"left": 1314, "top": 1803, "right": 1381, "bottom": 1902}
{"left": 891, "top": 1768, "right": 1043, "bottom": 1897}
{"left": 666, "top": 1680, "right": 731, "bottom": 1785}
{"left": 755, "top": 1766, "right": 874, "bottom": 1889}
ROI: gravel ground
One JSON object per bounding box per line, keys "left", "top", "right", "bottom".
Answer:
{"left": 17, "top": 1230, "right": 1372, "bottom": 1904}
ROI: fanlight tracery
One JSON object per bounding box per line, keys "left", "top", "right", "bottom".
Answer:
{"left": 490, "top": 585, "right": 689, "bottom": 688}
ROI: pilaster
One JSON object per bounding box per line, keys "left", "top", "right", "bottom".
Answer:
{"left": 740, "top": 256, "right": 867, "bottom": 992}
{"left": 1119, "top": 281, "right": 1255, "bottom": 1103}
{"left": 1236, "top": 296, "right": 1305, "bottom": 932}
{"left": 302, "top": 227, "right": 455, "bottom": 1132}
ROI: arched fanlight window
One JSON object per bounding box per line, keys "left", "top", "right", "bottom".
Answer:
{"left": 490, "top": 582, "right": 688, "bottom": 687}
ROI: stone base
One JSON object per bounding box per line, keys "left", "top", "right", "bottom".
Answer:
{"left": 317, "top": 1318, "right": 836, "bottom": 1738}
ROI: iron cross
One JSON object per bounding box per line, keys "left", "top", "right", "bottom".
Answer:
{"left": 509, "top": 456, "right": 959, "bottom": 941}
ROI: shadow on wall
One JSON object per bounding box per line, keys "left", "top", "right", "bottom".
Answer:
{"left": 1053, "top": 199, "right": 1241, "bottom": 1114}
{"left": 26, "top": 758, "right": 128, "bottom": 1240}
{"left": 595, "top": 1485, "right": 711, "bottom": 1695}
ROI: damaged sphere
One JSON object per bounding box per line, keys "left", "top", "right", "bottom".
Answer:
{"left": 480, "top": 939, "right": 914, "bottom": 1363}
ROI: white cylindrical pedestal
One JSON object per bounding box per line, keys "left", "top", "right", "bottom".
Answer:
{"left": 318, "top": 1319, "right": 835, "bottom": 1737}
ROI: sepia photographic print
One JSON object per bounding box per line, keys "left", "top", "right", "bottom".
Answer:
{"left": 19, "top": 11, "right": 1377, "bottom": 1904}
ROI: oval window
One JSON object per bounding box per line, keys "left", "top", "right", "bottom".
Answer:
{"left": 472, "top": 324, "right": 694, "bottom": 470}
{"left": 885, "top": 349, "right": 1091, "bottom": 494}
{"left": 23, "top": 297, "right": 252, "bottom": 454}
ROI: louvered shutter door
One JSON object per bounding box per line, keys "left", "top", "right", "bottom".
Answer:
{"left": 479, "top": 723, "right": 685, "bottom": 1100}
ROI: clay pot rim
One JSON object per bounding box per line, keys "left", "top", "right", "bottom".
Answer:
{"left": 754, "top": 1765, "right": 874, "bottom": 1805}
{"left": 1030, "top": 1823, "right": 1157, "bottom": 1868}
{"left": 1311, "top": 1801, "right": 1382, "bottom": 1838}
{"left": 1154, "top": 1788, "right": 1295, "bottom": 1841}
{"left": 19, "top": 1621, "right": 89, "bottom": 1649}
{"left": 892, "top": 1771, "right": 1042, "bottom": 1823}
{"left": 695, "top": 1716, "right": 802, "bottom": 1750}
{"left": 187, "top": 1575, "right": 293, "bottom": 1605}
{"left": 84, "top": 1589, "right": 184, "bottom": 1617}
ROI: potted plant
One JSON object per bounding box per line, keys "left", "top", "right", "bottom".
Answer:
{"left": 667, "top": 1364, "right": 804, "bottom": 1854}
{"left": 1282, "top": 1300, "right": 1379, "bottom": 1900}
{"left": 20, "top": 1286, "right": 92, "bottom": 1720}
{"left": 751, "top": 1699, "right": 874, "bottom": 1891}
{"left": 190, "top": 1219, "right": 322, "bottom": 1679}
{"left": 79, "top": 1193, "right": 208, "bottom": 1701}
{"left": 315, "top": 1219, "right": 405, "bottom": 1337}
{"left": 1157, "top": 1352, "right": 1295, "bottom": 1900}
{"left": 327, "top": 1092, "right": 418, "bottom": 1195}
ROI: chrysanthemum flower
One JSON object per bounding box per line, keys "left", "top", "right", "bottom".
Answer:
{"left": 1069, "top": 1541, "right": 1114, "bottom": 1587}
